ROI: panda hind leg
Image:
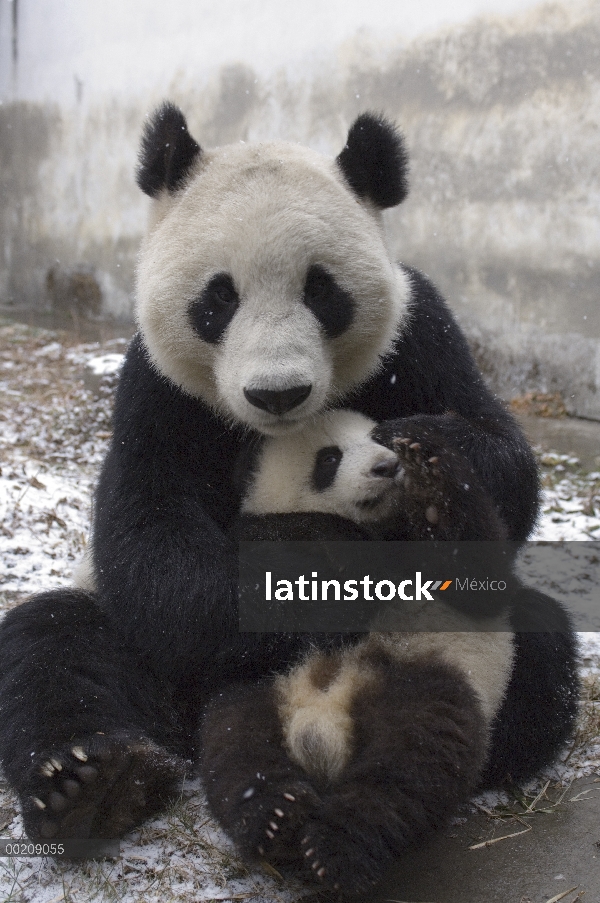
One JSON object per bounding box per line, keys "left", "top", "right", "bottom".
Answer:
{"left": 298, "top": 650, "right": 488, "bottom": 896}
{"left": 0, "top": 590, "right": 187, "bottom": 840}
{"left": 480, "top": 587, "right": 579, "bottom": 788}
{"left": 199, "top": 680, "right": 322, "bottom": 863}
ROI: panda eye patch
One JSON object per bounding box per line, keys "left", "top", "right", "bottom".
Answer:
{"left": 303, "top": 265, "right": 355, "bottom": 338}
{"left": 312, "top": 445, "right": 343, "bottom": 491}
{"left": 188, "top": 273, "right": 239, "bottom": 344}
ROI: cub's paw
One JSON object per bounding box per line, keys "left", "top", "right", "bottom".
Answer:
{"left": 392, "top": 436, "right": 448, "bottom": 521}
{"left": 234, "top": 780, "right": 321, "bottom": 864}
{"left": 21, "top": 732, "right": 186, "bottom": 840}
{"left": 300, "top": 819, "right": 386, "bottom": 897}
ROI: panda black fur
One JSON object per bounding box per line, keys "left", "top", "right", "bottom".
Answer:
{"left": 0, "top": 104, "right": 578, "bottom": 889}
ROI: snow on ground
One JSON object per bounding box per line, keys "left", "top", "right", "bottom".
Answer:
{"left": 532, "top": 454, "right": 600, "bottom": 542}
{"left": 0, "top": 319, "right": 599, "bottom": 903}
{"left": 0, "top": 326, "right": 120, "bottom": 598}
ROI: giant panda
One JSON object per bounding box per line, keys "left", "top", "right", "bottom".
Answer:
{"left": 0, "top": 104, "right": 578, "bottom": 894}
{"left": 231, "top": 406, "right": 515, "bottom": 759}
{"left": 200, "top": 409, "right": 512, "bottom": 892}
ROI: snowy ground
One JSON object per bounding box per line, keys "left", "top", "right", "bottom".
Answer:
{"left": 1, "top": 319, "right": 599, "bottom": 903}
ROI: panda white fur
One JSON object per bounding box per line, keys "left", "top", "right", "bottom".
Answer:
{"left": 235, "top": 409, "right": 514, "bottom": 789}
{"left": 0, "top": 104, "right": 578, "bottom": 897}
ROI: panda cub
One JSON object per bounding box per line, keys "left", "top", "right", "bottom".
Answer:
{"left": 203, "top": 410, "right": 514, "bottom": 889}
{"left": 236, "top": 408, "right": 507, "bottom": 542}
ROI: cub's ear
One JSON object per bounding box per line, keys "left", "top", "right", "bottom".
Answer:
{"left": 336, "top": 113, "right": 409, "bottom": 209}
{"left": 136, "top": 102, "right": 202, "bottom": 197}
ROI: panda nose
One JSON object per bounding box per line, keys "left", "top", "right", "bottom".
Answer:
{"left": 371, "top": 458, "right": 399, "bottom": 478}
{"left": 243, "top": 384, "right": 312, "bottom": 415}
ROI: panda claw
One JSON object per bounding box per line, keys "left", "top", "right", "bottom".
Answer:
{"left": 274, "top": 808, "right": 284, "bottom": 818}
{"left": 428, "top": 456, "right": 439, "bottom": 464}
{"left": 40, "top": 762, "right": 55, "bottom": 778}
{"left": 266, "top": 829, "right": 275, "bottom": 840}
{"left": 409, "top": 442, "right": 421, "bottom": 450}
{"left": 283, "top": 792, "right": 295, "bottom": 802}
{"left": 311, "top": 859, "right": 321, "bottom": 870}
{"left": 71, "top": 746, "right": 88, "bottom": 762}
{"left": 257, "top": 845, "right": 265, "bottom": 856}
{"left": 317, "top": 866, "right": 326, "bottom": 878}
{"left": 269, "top": 820, "right": 279, "bottom": 831}
{"left": 425, "top": 505, "right": 439, "bottom": 524}
{"left": 31, "top": 796, "right": 46, "bottom": 809}
{"left": 305, "top": 847, "right": 314, "bottom": 857}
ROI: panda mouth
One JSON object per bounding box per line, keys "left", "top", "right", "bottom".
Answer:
{"left": 354, "top": 478, "right": 400, "bottom": 517}
{"left": 356, "top": 494, "right": 387, "bottom": 511}
{"left": 255, "top": 416, "right": 305, "bottom": 436}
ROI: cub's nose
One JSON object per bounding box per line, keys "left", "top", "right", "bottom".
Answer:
{"left": 243, "top": 384, "right": 312, "bottom": 415}
{"left": 371, "top": 457, "right": 399, "bottom": 478}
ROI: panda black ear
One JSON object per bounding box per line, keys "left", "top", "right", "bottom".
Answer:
{"left": 336, "top": 113, "right": 409, "bottom": 209}
{"left": 136, "top": 102, "right": 202, "bottom": 198}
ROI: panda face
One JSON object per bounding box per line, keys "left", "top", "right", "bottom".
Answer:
{"left": 137, "top": 139, "right": 410, "bottom": 435}
{"left": 241, "top": 410, "right": 402, "bottom": 523}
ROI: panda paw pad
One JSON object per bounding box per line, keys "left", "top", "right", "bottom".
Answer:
{"left": 21, "top": 733, "right": 186, "bottom": 840}
{"left": 393, "top": 437, "right": 444, "bottom": 492}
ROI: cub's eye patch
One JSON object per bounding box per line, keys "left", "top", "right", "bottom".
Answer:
{"left": 303, "top": 265, "right": 354, "bottom": 338}
{"left": 312, "top": 445, "right": 343, "bottom": 491}
{"left": 188, "top": 273, "right": 239, "bottom": 344}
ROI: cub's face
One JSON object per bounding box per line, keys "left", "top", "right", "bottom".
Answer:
{"left": 241, "top": 410, "right": 402, "bottom": 524}
{"left": 135, "top": 107, "right": 410, "bottom": 435}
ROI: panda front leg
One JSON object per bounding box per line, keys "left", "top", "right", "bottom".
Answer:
{"left": 373, "top": 414, "right": 508, "bottom": 541}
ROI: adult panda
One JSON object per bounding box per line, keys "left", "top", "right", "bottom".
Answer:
{"left": 0, "top": 105, "right": 577, "bottom": 890}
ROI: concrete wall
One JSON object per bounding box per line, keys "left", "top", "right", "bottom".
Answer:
{"left": 1, "top": 0, "right": 599, "bottom": 417}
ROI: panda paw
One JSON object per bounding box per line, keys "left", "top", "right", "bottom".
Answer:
{"left": 20, "top": 732, "right": 186, "bottom": 840}
{"left": 237, "top": 780, "right": 322, "bottom": 863}
{"left": 299, "top": 821, "right": 385, "bottom": 897}
{"left": 393, "top": 435, "right": 449, "bottom": 522}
